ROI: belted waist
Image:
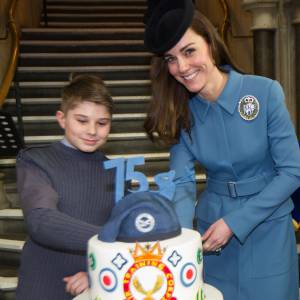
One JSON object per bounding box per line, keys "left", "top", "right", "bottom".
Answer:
{"left": 206, "top": 172, "right": 275, "bottom": 198}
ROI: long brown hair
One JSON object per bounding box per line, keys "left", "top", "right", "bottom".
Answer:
{"left": 144, "top": 10, "right": 242, "bottom": 145}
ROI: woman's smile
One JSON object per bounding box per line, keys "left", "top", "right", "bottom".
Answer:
{"left": 182, "top": 70, "right": 199, "bottom": 81}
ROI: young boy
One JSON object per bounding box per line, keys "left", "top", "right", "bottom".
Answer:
{"left": 16, "top": 74, "right": 115, "bottom": 300}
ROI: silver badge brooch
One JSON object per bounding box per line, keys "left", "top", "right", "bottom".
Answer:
{"left": 238, "top": 95, "right": 259, "bottom": 121}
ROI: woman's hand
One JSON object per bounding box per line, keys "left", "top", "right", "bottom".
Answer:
{"left": 63, "top": 271, "right": 89, "bottom": 296}
{"left": 202, "top": 218, "right": 233, "bottom": 252}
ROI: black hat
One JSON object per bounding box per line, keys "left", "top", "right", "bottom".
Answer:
{"left": 99, "top": 191, "right": 181, "bottom": 243}
{"left": 144, "top": 0, "right": 195, "bottom": 54}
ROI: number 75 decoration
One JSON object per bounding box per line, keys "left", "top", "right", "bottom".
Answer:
{"left": 104, "top": 156, "right": 176, "bottom": 203}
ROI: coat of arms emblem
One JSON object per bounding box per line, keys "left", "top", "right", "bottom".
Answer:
{"left": 123, "top": 242, "right": 177, "bottom": 300}
{"left": 238, "top": 95, "right": 259, "bottom": 121}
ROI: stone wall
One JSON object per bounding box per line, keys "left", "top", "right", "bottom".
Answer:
{"left": 195, "top": 0, "right": 254, "bottom": 73}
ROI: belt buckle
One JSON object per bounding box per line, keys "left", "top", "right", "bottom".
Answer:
{"left": 227, "top": 182, "right": 237, "bottom": 198}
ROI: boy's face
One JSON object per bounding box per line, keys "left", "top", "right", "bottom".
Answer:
{"left": 56, "top": 101, "right": 111, "bottom": 152}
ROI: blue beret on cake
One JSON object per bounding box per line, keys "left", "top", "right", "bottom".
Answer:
{"left": 144, "top": 0, "right": 195, "bottom": 54}
{"left": 99, "top": 191, "right": 181, "bottom": 242}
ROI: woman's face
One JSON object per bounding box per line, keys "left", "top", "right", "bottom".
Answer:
{"left": 164, "top": 28, "right": 218, "bottom": 96}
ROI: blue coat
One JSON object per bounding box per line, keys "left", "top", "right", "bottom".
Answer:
{"left": 170, "top": 69, "right": 300, "bottom": 300}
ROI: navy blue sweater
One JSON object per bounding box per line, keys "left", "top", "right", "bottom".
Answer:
{"left": 16, "top": 142, "right": 115, "bottom": 300}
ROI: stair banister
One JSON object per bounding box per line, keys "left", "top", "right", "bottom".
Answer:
{"left": 0, "top": 0, "right": 20, "bottom": 108}
{"left": 43, "top": 0, "right": 48, "bottom": 26}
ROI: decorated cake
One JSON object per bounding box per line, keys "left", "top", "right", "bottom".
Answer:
{"left": 87, "top": 158, "right": 223, "bottom": 300}
{"left": 88, "top": 228, "right": 223, "bottom": 300}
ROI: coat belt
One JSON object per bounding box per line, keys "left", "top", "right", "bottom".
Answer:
{"left": 206, "top": 172, "right": 275, "bottom": 198}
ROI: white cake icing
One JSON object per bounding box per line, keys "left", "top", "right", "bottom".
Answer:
{"left": 87, "top": 228, "right": 223, "bottom": 300}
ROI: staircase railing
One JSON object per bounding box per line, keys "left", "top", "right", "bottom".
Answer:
{"left": 43, "top": 0, "right": 48, "bottom": 26}
{"left": 0, "top": 0, "right": 19, "bottom": 108}
{"left": 218, "top": 0, "right": 230, "bottom": 43}
{"left": 0, "top": 0, "right": 25, "bottom": 148}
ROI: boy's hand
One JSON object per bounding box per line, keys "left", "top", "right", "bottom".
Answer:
{"left": 63, "top": 271, "right": 89, "bottom": 296}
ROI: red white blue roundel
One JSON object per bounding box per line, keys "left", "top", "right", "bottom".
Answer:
{"left": 99, "top": 268, "right": 118, "bottom": 292}
{"left": 180, "top": 263, "right": 197, "bottom": 287}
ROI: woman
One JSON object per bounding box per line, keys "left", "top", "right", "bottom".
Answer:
{"left": 143, "top": 1, "right": 300, "bottom": 299}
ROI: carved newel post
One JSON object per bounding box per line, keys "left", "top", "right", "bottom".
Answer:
{"left": 243, "top": 0, "right": 278, "bottom": 79}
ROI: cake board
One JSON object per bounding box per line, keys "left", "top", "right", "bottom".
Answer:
{"left": 202, "top": 283, "right": 224, "bottom": 300}
{"left": 73, "top": 284, "right": 224, "bottom": 300}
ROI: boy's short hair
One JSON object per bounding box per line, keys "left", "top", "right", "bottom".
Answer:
{"left": 60, "top": 74, "right": 114, "bottom": 114}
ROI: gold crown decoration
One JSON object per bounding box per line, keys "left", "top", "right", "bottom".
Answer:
{"left": 130, "top": 242, "right": 165, "bottom": 262}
